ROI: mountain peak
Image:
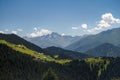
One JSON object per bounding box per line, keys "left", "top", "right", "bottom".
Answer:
{"left": 45, "top": 32, "right": 61, "bottom": 38}
{"left": 24, "top": 32, "right": 81, "bottom": 48}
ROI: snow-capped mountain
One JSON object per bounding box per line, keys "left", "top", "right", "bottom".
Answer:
{"left": 24, "top": 32, "right": 81, "bottom": 48}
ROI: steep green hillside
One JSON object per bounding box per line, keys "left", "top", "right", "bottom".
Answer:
{"left": 0, "top": 33, "right": 43, "bottom": 52}
{"left": 0, "top": 40, "right": 120, "bottom": 80}
{"left": 0, "top": 40, "right": 71, "bottom": 64}
{"left": 0, "top": 42, "right": 120, "bottom": 80}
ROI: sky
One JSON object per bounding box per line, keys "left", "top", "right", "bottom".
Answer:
{"left": 0, "top": 0, "right": 120, "bottom": 37}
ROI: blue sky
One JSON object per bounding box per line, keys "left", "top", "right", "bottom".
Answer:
{"left": 0, "top": 0, "right": 120, "bottom": 37}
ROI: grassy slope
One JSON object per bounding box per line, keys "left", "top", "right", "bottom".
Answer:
{"left": 0, "top": 33, "right": 43, "bottom": 52}
{"left": 0, "top": 40, "right": 71, "bottom": 64}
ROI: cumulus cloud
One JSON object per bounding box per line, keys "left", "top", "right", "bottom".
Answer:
{"left": 0, "top": 31, "right": 4, "bottom": 33}
{"left": 29, "top": 28, "right": 52, "bottom": 38}
{"left": 72, "top": 27, "right": 78, "bottom": 30}
{"left": 87, "top": 13, "right": 120, "bottom": 33}
{"left": 98, "top": 13, "right": 118, "bottom": 28}
{"left": 11, "top": 31, "right": 17, "bottom": 34}
{"left": 17, "top": 29, "right": 23, "bottom": 32}
{"left": 81, "top": 24, "right": 88, "bottom": 29}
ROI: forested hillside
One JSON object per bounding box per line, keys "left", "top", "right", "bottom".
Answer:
{"left": 0, "top": 40, "right": 120, "bottom": 80}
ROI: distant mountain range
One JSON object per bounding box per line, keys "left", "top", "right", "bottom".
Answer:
{"left": 23, "top": 27, "right": 120, "bottom": 57}
{"left": 24, "top": 32, "right": 82, "bottom": 48}
{"left": 66, "top": 28, "right": 120, "bottom": 52}
{"left": 86, "top": 43, "right": 120, "bottom": 57}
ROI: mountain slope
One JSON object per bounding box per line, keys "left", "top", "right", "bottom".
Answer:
{"left": 43, "top": 46, "right": 89, "bottom": 59}
{"left": 0, "top": 40, "right": 71, "bottom": 64}
{"left": 86, "top": 43, "right": 120, "bottom": 57}
{"left": 25, "top": 32, "right": 81, "bottom": 48}
{"left": 66, "top": 28, "right": 120, "bottom": 52}
{"left": 0, "top": 43, "right": 47, "bottom": 80}
{"left": 0, "top": 41, "right": 120, "bottom": 80}
{"left": 0, "top": 33, "right": 43, "bottom": 52}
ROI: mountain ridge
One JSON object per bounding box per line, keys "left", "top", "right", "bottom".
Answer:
{"left": 0, "top": 33, "right": 43, "bottom": 52}
{"left": 24, "top": 32, "right": 82, "bottom": 48}
{"left": 85, "top": 43, "right": 120, "bottom": 57}
{"left": 43, "top": 46, "right": 89, "bottom": 59}
{"left": 66, "top": 27, "right": 120, "bottom": 52}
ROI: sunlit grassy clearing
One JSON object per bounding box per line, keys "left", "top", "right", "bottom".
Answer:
{"left": 85, "top": 57, "right": 110, "bottom": 78}
{"left": 0, "top": 40, "right": 71, "bottom": 64}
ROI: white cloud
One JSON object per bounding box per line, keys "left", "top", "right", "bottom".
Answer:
{"left": 98, "top": 13, "right": 117, "bottom": 28}
{"left": 11, "top": 31, "right": 17, "bottom": 34}
{"left": 0, "top": 31, "right": 4, "bottom": 33}
{"left": 17, "top": 29, "right": 23, "bottom": 32}
{"left": 72, "top": 27, "right": 78, "bottom": 30}
{"left": 34, "top": 27, "right": 38, "bottom": 31}
{"left": 29, "top": 28, "right": 52, "bottom": 38}
{"left": 116, "top": 19, "right": 120, "bottom": 23}
{"left": 61, "top": 33, "right": 65, "bottom": 36}
{"left": 81, "top": 24, "right": 88, "bottom": 29}
{"left": 87, "top": 13, "right": 120, "bottom": 33}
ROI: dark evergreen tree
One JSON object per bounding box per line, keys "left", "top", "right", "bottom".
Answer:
{"left": 42, "top": 68, "right": 58, "bottom": 80}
